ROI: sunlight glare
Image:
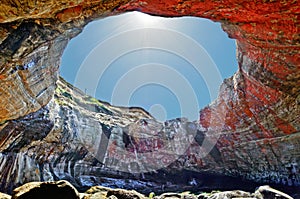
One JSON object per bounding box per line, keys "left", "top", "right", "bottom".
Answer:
{"left": 133, "top": 11, "right": 160, "bottom": 26}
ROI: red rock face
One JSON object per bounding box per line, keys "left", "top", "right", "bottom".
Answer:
{"left": 119, "top": 1, "right": 300, "bottom": 182}
{"left": 118, "top": 0, "right": 299, "bottom": 107}
{"left": 118, "top": 0, "right": 300, "bottom": 144}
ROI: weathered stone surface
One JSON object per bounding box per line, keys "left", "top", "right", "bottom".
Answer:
{"left": 12, "top": 180, "right": 79, "bottom": 199}
{"left": 0, "top": 193, "right": 11, "bottom": 199}
{"left": 154, "top": 192, "right": 197, "bottom": 199}
{"left": 78, "top": 185, "right": 147, "bottom": 199}
{"left": 0, "top": 0, "right": 131, "bottom": 24}
{"left": 0, "top": 0, "right": 299, "bottom": 197}
{"left": 197, "top": 186, "right": 295, "bottom": 199}
{"left": 0, "top": 78, "right": 155, "bottom": 192}
{"left": 120, "top": 0, "right": 300, "bottom": 191}
{"left": 0, "top": 0, "right": 130, "bottom": 122}
{"left": 1, "top": 182, "right": 296, "bottom": 199}
{"left": 0, "top": 78, "right": 298, "bottom": 197}
{"left": 83, "top": 185, "right": 294, "bottom": 199}
{"left": 198, "top": 190, "right": 252, "bottom": 199}
{"left": 106, "top": 189, "right": 146, "bottom": 199}
{"left": 254, "top": 185, "right": 294, "bottom": 199}
{"left": 0, "top": 19, "right": 71, "bottom": 122}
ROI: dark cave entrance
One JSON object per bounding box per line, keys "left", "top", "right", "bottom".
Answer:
{"left": 60, "top": 11, "right": 237, "bottom": 121}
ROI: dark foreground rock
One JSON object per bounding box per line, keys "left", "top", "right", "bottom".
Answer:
{"left": 12, "top": 180, "right": 79, "bottom": 199}
{"left": 0, "top": 181, "right": 295, "bottom": 199}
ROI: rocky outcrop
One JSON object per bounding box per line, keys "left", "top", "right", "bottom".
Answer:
{"left": 0, "top": 192, "right": 10, "bottom": 199}
{"left": 0, "top": 181, "right": 295, "bottom": 199}
{"left": 0, "top": 78, "right": 152, "bottom": 192}
{"left": 0, "top": 0, "right": 299, "bottom": 196}
{"left": 12, "top": 180, "right": 79, "bottom": 199}
{"left": 0, "top": 0, "right": 131, "bottom": 121}
{"left": 0, "top": 78, "right": 299, "bottom": 197}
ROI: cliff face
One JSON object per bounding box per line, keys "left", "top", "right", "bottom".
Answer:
{"left": 0, "top": 0, "right": 131, "bottom": 122}
{"left": 0, "top": 0, "right": 299, "bottom": 194}
{"left": 1, "top": 77, "right": 298, "bottom": 195}
{"left": 0, "top": 77, "right": 299, "bottom": 195}
{"left": 0, "top": 78, "right": 153, "bottom": 191}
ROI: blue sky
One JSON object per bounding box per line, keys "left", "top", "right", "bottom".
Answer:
{"left": 61, "top": 12, "right": 237, "bottom": 121}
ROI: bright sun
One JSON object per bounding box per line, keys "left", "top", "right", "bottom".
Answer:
{"left": 133, "top": 11, "right": 159, "bottom": 26}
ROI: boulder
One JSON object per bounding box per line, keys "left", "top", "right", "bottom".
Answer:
{"left": 0, "top": 193, "right": 11, "bottom": 199}
{"left": 254, "top": 185, "right": 293, "bottom": 199}
{"left": 12, "top": 180, "right": 79, "bottom": 199}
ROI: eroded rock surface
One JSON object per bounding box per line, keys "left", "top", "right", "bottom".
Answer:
{"left": 0, "top": 78, "right": 299, "bottom": 196}
{"left": 12, "top": 180, "right": 79, "bottom": 199}
{"left": 0, "top": 78, "right": 218, "bottom": 192}
{"left": 0, "top": 0, "right": 299, "bottom": 196}
{"left": 0, "top": 181, "right": 295, "bottom": 199}
{"left": 0, "top": 0, "right": 130, "bottom": 121}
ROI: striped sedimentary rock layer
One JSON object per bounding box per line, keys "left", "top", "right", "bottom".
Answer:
{"left": 0, "top": 77, "right": 298, "bottom": 193}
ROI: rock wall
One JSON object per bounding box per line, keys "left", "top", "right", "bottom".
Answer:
{"left": 0, "top": 0, "right": 299, "bottom": 195}
{"left": 0, "top": 0, "right": 131, "bottom": 121}
{"left": 0, "top": 77, "right": 298, "bottom": 194}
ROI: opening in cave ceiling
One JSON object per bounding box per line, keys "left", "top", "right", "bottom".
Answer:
{"left": 61, "top": 11, "right": 237, "bottom": 121}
